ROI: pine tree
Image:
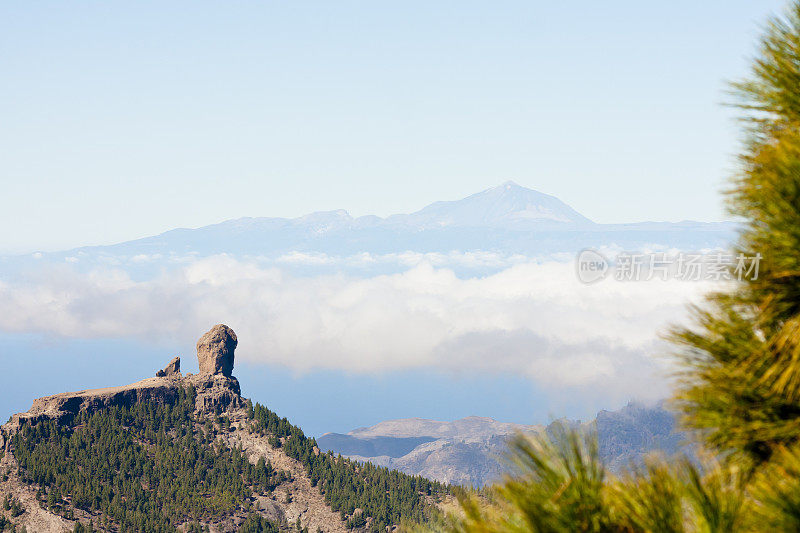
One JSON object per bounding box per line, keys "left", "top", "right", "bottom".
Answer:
{"left": 669, "top": 0, "right": 800, "bottom": 468}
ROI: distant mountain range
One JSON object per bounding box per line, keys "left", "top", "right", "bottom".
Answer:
{"left": 318, "top": 402, "right": 688, "bottom": 487}
{"left": 2, "top": 182, "right": 737, "bottom": 278}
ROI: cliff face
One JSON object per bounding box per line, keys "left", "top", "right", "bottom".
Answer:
{"left": 5, "top": 373, "right": 243, "bottom": 430}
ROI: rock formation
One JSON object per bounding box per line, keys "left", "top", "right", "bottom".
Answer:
{"left": 4, "top": 327, "right": 243, "bottom": 433}
{"left": 185, "top": 372, "right": 243, "bottom": 412}
{"left": 156, "top": 356, "right": 180, "bottom": 377}
{"left": 5, "top": 379, "right": 184, "bottom": 431}
{"left": 197, "top": 324, "right": 237, "bottom": 377}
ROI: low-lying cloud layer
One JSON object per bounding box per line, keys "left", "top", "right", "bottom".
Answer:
{"left": 0, "top": 254, "right": 715, "bottom": 402}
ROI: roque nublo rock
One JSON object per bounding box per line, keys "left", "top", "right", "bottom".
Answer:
{"left": 197, "top": 324, "right": 237, "bottom": 377}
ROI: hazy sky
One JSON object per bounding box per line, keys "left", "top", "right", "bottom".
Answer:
{"left": 0, "top": 1, "right": 786, "bottom": 253}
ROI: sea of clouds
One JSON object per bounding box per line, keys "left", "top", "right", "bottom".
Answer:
{"left": 0, "top": 252, "right": 717, "bottom": 402}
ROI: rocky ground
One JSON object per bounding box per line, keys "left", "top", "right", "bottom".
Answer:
{"left": 218, "top": 412, "right": 351, "bottom": 533}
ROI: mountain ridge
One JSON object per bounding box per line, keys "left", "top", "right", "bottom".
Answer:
{"left": 4, "top": 183, "right": 737, "bottom": 270}
{"left": 343, "top": 414, "right": 543, "bottom": 440}
{"left": 317, "top": 402, "right": 687, "bottom": 487}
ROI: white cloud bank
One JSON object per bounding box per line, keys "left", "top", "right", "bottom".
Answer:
{"left": 0, "top": 255, "right": 716, "bottom": 401}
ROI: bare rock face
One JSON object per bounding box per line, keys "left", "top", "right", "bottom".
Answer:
{"left": 156, "top": 356, "right": 181, "bottom": 377}
{"left": 185, "top": 373, "right": 243, "bottom": 412}
{"left": 6, "top": 379, "right": 184, "bottom": 432}
{"left": 197, "top": 324, "right": 237, "bottom": 377}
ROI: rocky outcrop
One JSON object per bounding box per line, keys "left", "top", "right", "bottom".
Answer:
{"left": 3, "top": 327, "right": 243, "bottom": 438}
{"left": 156, "top": 356, "right": 180, "bottom": 377}
{"left": 4, "top": 376, "right": 184, "bottom": 432}
{"left": 197, "top": 324, "right": 237, "bottom": 377}
{"left": 184, "top": 372, "right": 244, "bottom": 412}
{"left": 3, "top": 374, "right": 246, "bottom": 437}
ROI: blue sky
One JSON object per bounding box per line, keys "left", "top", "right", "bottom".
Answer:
{"left": 0, "top": 1, "right": 786, "bottom": 253}
{"left": 0, "top": 1, "right": 788, "bottom": 433}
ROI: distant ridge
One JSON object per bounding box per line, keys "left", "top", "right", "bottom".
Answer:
{"left": 3, "top": 183, "right": 737, "bottom": 274}
{"left": 318, "top": 403, "right": 687, "bottom": 487}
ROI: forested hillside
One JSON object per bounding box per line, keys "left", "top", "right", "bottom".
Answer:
{"left": 250, "top": 403, "right": 447, "bottom": 531}
{"left": 1, "top": 385, "right": 450, "bottom": 532}
{"left": 11, "top": 386, "right": 276, "bottom": 531}
{"left": 0, "top": 325, "right": 452, "bottom": 532}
